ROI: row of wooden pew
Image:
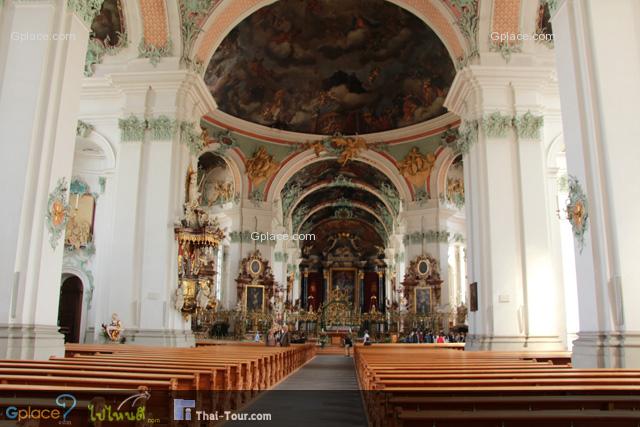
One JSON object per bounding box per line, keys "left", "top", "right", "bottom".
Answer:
{"left": 0, "top": 342, "right": 315, "bottom": 424}
{"left": 354, "top": 345, "right": 640, "bottom": 427}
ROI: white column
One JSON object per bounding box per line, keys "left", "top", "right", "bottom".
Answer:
{"left": 445, "top": 66, "right": 565, "bottom": 351}
{"left": 0, "top": 1, "right": 95, "bottom": 358}
{"left": 552, "top": 0, "right": 640, "bottom": 367}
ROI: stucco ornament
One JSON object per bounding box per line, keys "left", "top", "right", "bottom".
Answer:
{"left": 565, "top": 175, "right": 589, "bottom": 253}
{"left": 46, "top": 178, "right": 71, "bottom": 250}
{"left": 398, "top": 147, "right": 436, "bottom": 187}
{"left": 245, "top": 147, "right": 278, "bottom": 186}
{"left": 67, "top": 0, "right": 104, "bottom": 26}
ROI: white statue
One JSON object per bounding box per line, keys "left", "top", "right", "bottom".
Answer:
{"left": 400, "top": 295, "right": 410, "bottom": 313}
{"left": 197, "top": 284, "right": 211, "bottom": 309}
{"left": 174, "top": 286, "right": 185, "bottom": 311}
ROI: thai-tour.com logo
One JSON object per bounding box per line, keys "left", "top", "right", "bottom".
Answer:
{"left": 2, "top": 394, "right": 76, "bottom": 423}
{"left": 174, "top": 399, "right": 196, "bottom": 421}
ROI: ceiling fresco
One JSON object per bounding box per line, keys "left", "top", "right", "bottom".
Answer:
{"left": 283, "top": 160, "right": 398, "bottom": 197}
{"left": 299, "top": 210, "right": 386, "bottom": 258}
{"left": 293, "top": 186, "right": 389, "bottom": 218}
{"left": 205, "top": 0, "right": 456, "bottom": 135}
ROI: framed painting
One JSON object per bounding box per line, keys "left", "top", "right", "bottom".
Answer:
{"left": 414, "top": 287, "right": 432, "bottom": 316}
{"left": 329, "top": 268, "right": 358, "bottom": 308}
{"left": 245, "top": 285, "right": 265, "bottom": 313}
{"left": 469, "top": 282, "right": 478, "bottom": 312}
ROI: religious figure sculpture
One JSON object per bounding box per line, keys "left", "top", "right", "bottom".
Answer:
{"left": 196, "top": 283, "right": 211, "bottom": 310}
{"left": 174, "top": 286, "right": 185, "bottom": 311}
{"left": 331, "top": 135, "right": 368, "bottom": 166}
{"left": 456, "top": 303, "right": 468, "bottom": 325}
{"left": 245, "top": 146, "right": 278, "bottom": 186}
{"left": 102, "top": 313, "right": 124, "bottom": 342}
{"left": 184, "top": 165, "right": 202, "bottom": 227}
{"left": 398, "top": 147, "right": 436, "bottom": 187}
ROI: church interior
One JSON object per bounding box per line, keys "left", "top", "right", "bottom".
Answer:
{"left": 1, "top": 0, "right": 639, "bottom": 425}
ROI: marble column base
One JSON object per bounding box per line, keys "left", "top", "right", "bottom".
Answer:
{"left": 572, "top": 331, "right": 640, "bottom": 368}
{"left": 124, "top": 328, "right": 196, "bottom": 347}
{"left": 0, "top": 324, "right": 65, "bottom": 359}
{"left": 465, "top": 334, "right": 566, "bottom": 351}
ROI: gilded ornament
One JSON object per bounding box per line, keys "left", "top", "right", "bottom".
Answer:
{"left": 46, "top": 178, "right": 71, "bottom": 250}
{"left": 245, "top": 147, "right": 278, "bottom": 186}
{"left": 565, "top": 175, "right": 589, "bottom": 252}
{"left": 398, "top": 147, "right": 436, "bottom": 187}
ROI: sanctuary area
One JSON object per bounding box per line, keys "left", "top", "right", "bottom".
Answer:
{"left": 1, "top": 0, "right": 639, "bottom": 425}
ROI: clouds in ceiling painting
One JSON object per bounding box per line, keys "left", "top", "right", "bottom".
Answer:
{"left": 204, "top": 0, "right": 456, "bottom": 135}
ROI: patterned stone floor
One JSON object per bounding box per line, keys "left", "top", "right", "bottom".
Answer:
{"left": 227, "top": 355, "right": 367, "bottom": 426}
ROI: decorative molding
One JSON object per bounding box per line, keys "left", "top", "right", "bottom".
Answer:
{"left": 76, "top": 120, "right": 94, "bottom": 138}
{"left": 178, "top": 121, "right": 206, "bottom": 155}
{"left": 138, "top": 38, "right": 172, "bottom": 66}
{"left": 414, "top": 187, "right": 428, "bottom": 205}
{"left": 455, "top": 119, "right": 479, "bottom": 154}
{"left": 451, "top": 0, "right": 480, "bottom": 69}
{"left": 67, "top": 0, "right": 104, "bottom": 27}
{"left": 148, "top": 115, "right": 176, "bottom": 140}
{"left": 118, "top": 115, "right": 146, "bottom": 142}
{"left": 403, "top": 229, "right": 458, "bottom": 245}
{"left": 514, "top": 112, "right": 544, "bottom": 139}
{"left": 565, "top": 175, "right": 588, "bottom": 253}
{"left": 85, "top": 31, "right": 129, "bottom": 77}
{"left": 482, "top": 112, "right": 513, "bottom": 137}
{"left": 45, "top": 178, "right": 70, "bottom": 250}
{"left": 490, "top": 39, "right": 522, "bottom": 63}
{"left": 179, "top": 0, "right": 213, "bottom": 72}
{"left": 249, "top": 189, "right": 264, "bottom": 206}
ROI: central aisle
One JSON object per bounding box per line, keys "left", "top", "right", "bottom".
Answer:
{"left": 229, "top": 355, "right": 368, "bottom": 426}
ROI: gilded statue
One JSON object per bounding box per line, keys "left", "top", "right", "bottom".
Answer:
{"left": 245, "top": 146, "right": 278, "bottom": 186}
{"left": 398, "top": 147, "right": 436, "bottom": 187}
{"left": 331, "top": 136, "right": 368, "bottom": 166}
{"left": 447, "top": 177, "right": 464, "bottom": 198}
{"left": 65, "top": 217, "right": 92, "bottom": 250}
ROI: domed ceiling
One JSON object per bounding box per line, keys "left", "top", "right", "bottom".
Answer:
{"left": 204, "top": 0, "right": 456, "bottom": 135}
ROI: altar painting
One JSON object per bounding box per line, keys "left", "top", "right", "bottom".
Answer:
{"left": 245, "top": 285, "right": 265, "bottom": 313}
{"left": 414, "top": 287, "right": 432, "bottom": 316}
{"left": 330, "top": 269, "right": 357, "bottom": 307}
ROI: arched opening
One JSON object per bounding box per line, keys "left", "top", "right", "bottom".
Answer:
{"left": 57, "top": 276, "right": 84, "bottom": 343}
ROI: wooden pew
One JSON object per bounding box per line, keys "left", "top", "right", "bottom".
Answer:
{"left": 354, "top": 345, "right": 640, "bottom": 427}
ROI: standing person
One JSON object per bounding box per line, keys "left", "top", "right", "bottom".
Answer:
{"left": 279, "top": 326, "right": 290, "bottom": 347}
{"left": 344, "top": 329, "right": 353, "bottom": 356}
{"left": 363, "top": 329, "right": 371, "bottom": 346}
{"left": 254, "top": 331, "right": 261, "bottom": 343}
